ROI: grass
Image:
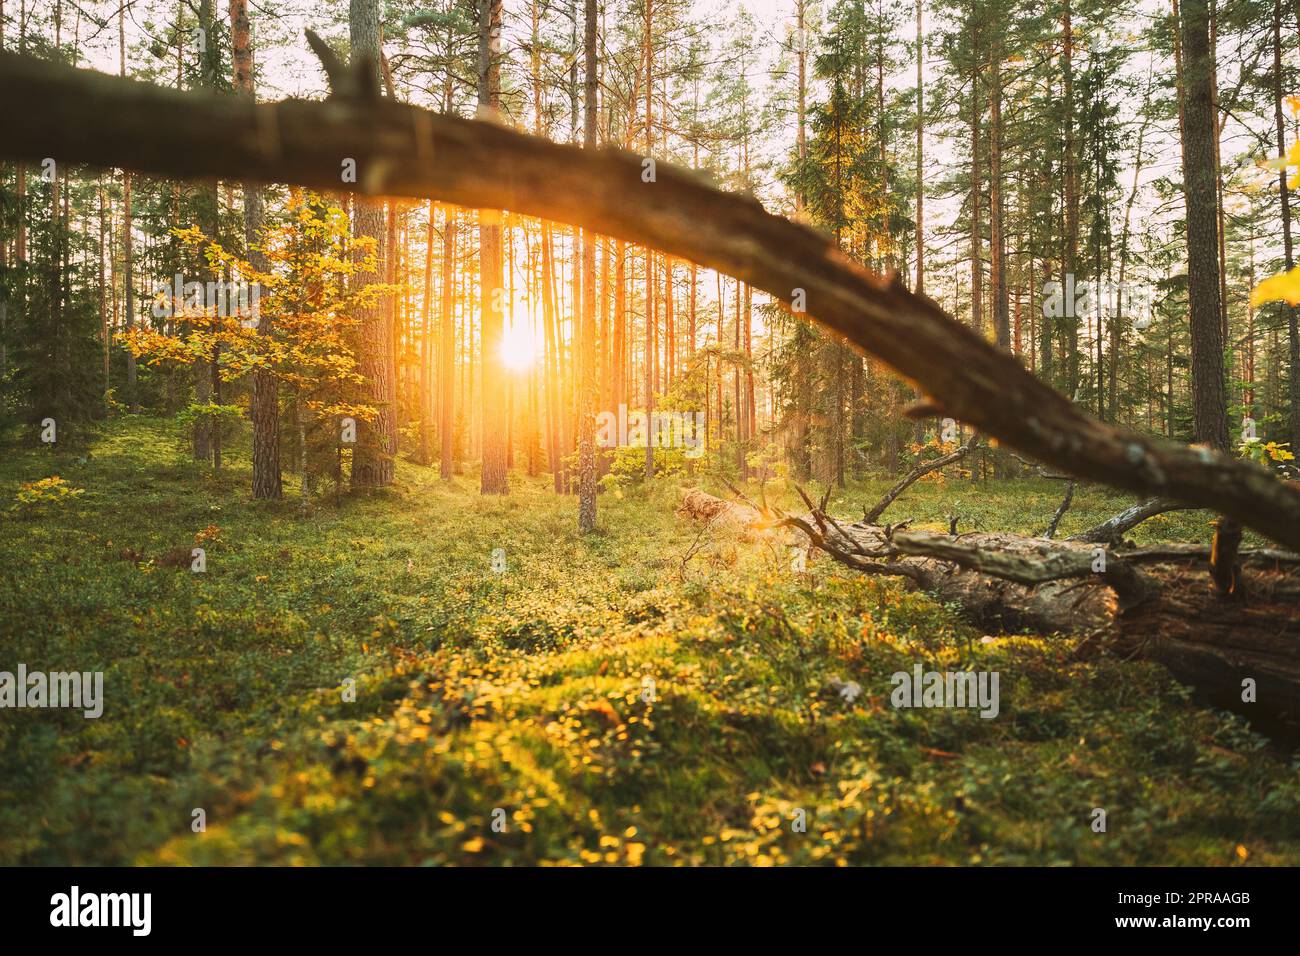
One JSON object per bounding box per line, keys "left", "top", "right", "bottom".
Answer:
{"left": 1, "top": 414, "right": 1297, "bottom": 865}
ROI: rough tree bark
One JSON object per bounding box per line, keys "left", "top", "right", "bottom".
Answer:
{"left": 989, "top": 54, "right": 1009, "bottom": 352}
{"left": 577, "top": 0, "right": 598, "bottom": 532}
{"left": 439, "top": 208, "right": 457, "bottom": 480}
{"left": 418, "top": 199, "right": 435, "bottom": 466}
{"left": 231, "top": 0, "right": 281, "bottom": 499}
{"left": 117, "top": 7, "right": 136, "bottom": 409}
{"left": 192, "top": 0, "right": 220, "bottom": 467}
{"left": 913, "top": 0, "right": 923, "bottom": 297}
{"left": 1061, "top": 0, "right": 1080, "bottom": 396}
{"left": 1274, "top": 0, "right": 1300, "bottom": 460}
{"left": 1180, "top": 0, "right": 1241, "bottom": 593}
{"left": 478, "top": 0, "right": 508, "bottom": 495}
{"left": 347, "top": 0, "right": 396, "bottom": 489}
{"left": 1180, "top": 0, "right": 1230, "bottom": 454}
{"left": 643, "top": 0, "right": 656, "bottom": 481}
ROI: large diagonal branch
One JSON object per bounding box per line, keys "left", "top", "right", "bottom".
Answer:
{"left": 5, "top": 51, "right": 1300, "bottom": 550}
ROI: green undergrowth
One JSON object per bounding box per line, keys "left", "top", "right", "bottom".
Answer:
{"left": 1, "top": 416, "right": 1297, "bottom": 865}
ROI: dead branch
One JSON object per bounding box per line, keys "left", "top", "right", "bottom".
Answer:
{"left": 679, "top": 490, "right": 1300, "bottom": 739}
{"left": 681, "top": 490, "right": 1118, "bottom": 634}
{"left": 1068, "top": 496, "right": 1194, "bottom": 544}
{"left": 777, "top": 514, "right": 923, "bottom": 581}
{"left": 5, "top": 51, "right": 1300, "bottom": 549}
{"left": 1044, "top": 479, "right": 1077, "bottom": 539}
{"left": 863, "top": 434, "right": 979, "bottom": 524}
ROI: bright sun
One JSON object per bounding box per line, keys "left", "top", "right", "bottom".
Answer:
{"left": 501, "top": 321, "right": 537, "bottom": 371}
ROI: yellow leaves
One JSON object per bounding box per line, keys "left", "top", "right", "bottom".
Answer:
{"left": 125, "top": 193, "right": 395, "bottom": 403}
{"left": 171, "top": 225, "right": 206, "bottom": 246}
{"left": 1286, "top": 138, "right": 1300, "bottom": 188}
{"left": 1266, "top": 442, "right": 1295, "bottom": 462}
{"left": 1235, "top": 844, "right": 1250, "bottom": 861}
{"left": 194, "top": 524, "right": 222, "bottom": 546}
{"left": 1263, "top": 137, "right": 1300, "bottom": 179}
{"left": 13, "top": 476, "right": 84, "bottom": 511}
{"left": 461, "top": 837, "right": 485, "bottom": 853}
{"left": 1250, "top": 265, "right": 1300, "bottom": 307}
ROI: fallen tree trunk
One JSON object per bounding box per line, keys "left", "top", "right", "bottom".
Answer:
{"left": 5, "top": 50, "right": 1300, "bottom": 550}
{"left": 678, "top": 490, "right": 1300, "bottom": 741}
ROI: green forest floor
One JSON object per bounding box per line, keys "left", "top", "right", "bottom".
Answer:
{"left": 2, "top": 416, "right": 1299, "bottom": 865}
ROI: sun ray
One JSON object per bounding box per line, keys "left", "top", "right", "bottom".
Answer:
{"left": 500, "top": 320, "right": 538, "bottom": 371}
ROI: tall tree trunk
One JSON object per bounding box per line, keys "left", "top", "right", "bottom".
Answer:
{"left": 1210, "top": 4, "right": 1229, "bottom": 346}
{"left": 98, "top": 180, "right": 108, "bottom": 398}
{"left": 1247, "top": 237, "right": 1257, "bottom": 420}
{"left": 1179, "top": 0, "right": 1230, "bottom": 452}
{"left": 440, "top": 209, "right": 458, "bottom": 480}
{"left": 914, "top": 0, "right": 923, "bottom": 296}
{"left": 643, "top": 0, "right": 656, "bottom": 479}
{"left": 190, "top": 0, "right": 221, "bottom": 466}
{"left": 1276, "top": 0, "right": 1300, "bottom": 454}
{"left": 1039, "top": 76, "right": 1053, "bottom": 383}
{"left": 577, "top": 0, "right": 598, "bottom": 531}
{"left": 119, "top": 7, "right": 135, "bottom": 409}
{"left": 734, "top": 277, "right": 742, "bottom": 473}
{"left": 969, "top": 54, "right": 983, "bottom": 336}
{"left": 909, "top": 0, "right": 926, "bottom": 445}
{"left": 796, "top": 0, "right": 807, "bottom": 214}
{"left": 478, "top": 0, "right": 509, "bottom": 493}
{"left": 613, "top": 239, "right": 626, "bottom": 412}
{"left": 418, "top": 200, "right": 435, "bottom": 466}
{"left": 745, "top": 282, "right": 755, "bottom": 453}
{"left": 1062, "top": 0, "right": 1080, "bottom": 396}
{"left": 1115, "top": 70, "right": 1153, "bottom": 424}
{"left": 385, "top": 200, "right": 401, "bottom": 442}
{"left": 231, "top": 0, "right": 281, "bottom": 498}
{"left": 989, "top": 55, "right": 1009, "bottom": 352}
{"left": 600, "top": 238, "right": 611, "bottom": 411}
{"left": 542, "top": 225, "right": 564, "bottom": 491}
{"left": 349, "top": 0, "right": 396, "bottom": 488}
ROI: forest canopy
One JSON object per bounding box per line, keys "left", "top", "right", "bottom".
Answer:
{"left": 1, "top": 0, "right": 1300, "bottom": 881}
